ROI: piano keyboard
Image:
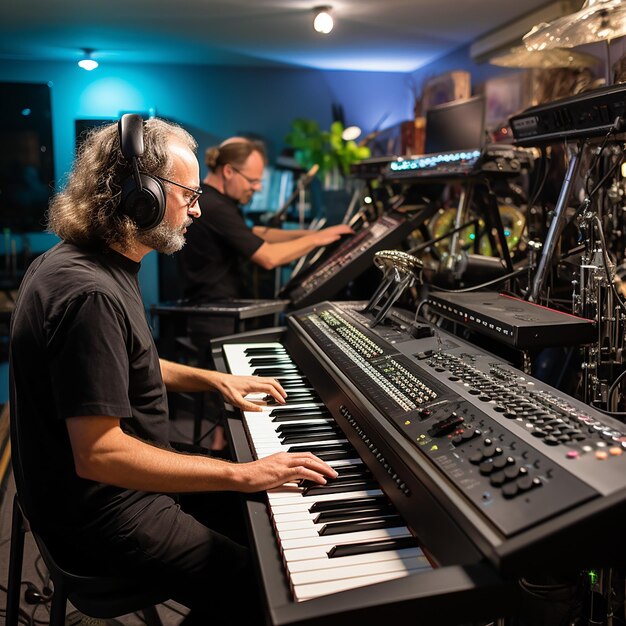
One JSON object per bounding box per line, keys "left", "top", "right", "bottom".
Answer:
{"left": 223, "top": 342, "right": 433, "bottom": 602}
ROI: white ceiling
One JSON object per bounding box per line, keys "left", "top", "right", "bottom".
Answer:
{"left": 0, "top": 0, "right": 567, "bottom": 72}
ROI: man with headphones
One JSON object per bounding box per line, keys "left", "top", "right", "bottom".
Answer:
{"left": 9, "top": 115, "right": 337, "bottom": 624}
{"left": 180, "top": 137, "right": 354, "bottom": 338}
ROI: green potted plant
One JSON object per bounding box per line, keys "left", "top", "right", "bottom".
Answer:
{"left": 285, "top": 118, "right": 371, "bottom": 190}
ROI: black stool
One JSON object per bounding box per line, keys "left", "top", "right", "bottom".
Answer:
{"left": 6, "top": 493, "right": 169, "bottom": 626}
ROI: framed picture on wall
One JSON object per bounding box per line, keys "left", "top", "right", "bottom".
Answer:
{"left": 421, "top": 70, "right": 471, "bottom": 113}
{"left": 484, "top": 72, "right": 530, "bottom": 133}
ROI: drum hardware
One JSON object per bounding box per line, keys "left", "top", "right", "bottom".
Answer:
{"left": 489, "top": 45, "right": 598, "bottom": 70}
{"left": 529, "top": 144, "right": 584, "bottom": 302}
{"left": 573, "top": 192, "right": 626, "bottom": 410}
{"left": 522, "top": 0, "right": 626, "bottom": 85}
{"left": 428, "top": 203, "right": 525, "bottom": 258}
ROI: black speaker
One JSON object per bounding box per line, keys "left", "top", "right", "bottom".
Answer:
{"left": 117, "top": 114, "right": 166, "bottom": 230}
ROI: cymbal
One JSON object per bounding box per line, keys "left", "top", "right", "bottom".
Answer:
{"left": 490, "top": 45, "right": 598, "bottom": 68}
{"left": 524, "top": 0, "right": 626, "bottom": 50}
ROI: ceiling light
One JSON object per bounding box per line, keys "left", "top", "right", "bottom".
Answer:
{"left": 313, "top": 6, "right": 334, "bottom": 34}
{"left": 341, "top": 126, "right": 361, "bottom": 141}
{"left": 78, "top": 48, "right": 99, "bottom": 71}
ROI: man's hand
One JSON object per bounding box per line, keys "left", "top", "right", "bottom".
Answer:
{"left": 236, "top": 451, "right": 338, "bottom": 492}
{"left": 213, "top": 372, "right": 286, "bottom": 412}
{"left": 314, "top": 224, "right": 354, "bottom": 246}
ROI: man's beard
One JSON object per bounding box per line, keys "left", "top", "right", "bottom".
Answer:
{"left": 137, "top": 217, "right": 192, "bottom": 255}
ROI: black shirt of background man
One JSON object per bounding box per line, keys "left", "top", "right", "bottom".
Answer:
{"left": 180, "top": 183, "right": 264, "bottom": 302}
{"left": 9, "top": 241, "right": 170, "bottom": 542}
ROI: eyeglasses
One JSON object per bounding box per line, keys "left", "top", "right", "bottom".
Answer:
{"left": 153, "top": 174, "right": 203, "bottom": 207}
{"left": 229, "top": 165, "right": 263, "bottom": 187}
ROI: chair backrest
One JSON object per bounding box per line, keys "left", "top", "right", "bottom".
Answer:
{"left": 8, "top": 372, "right": 37, "bottom": 527}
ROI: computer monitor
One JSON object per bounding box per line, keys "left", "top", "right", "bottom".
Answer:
{"left": 424, "top": 95, "right": 486, "bottom": 154}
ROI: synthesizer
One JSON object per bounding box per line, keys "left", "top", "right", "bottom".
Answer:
{"left": 212, "top": 301, "right": 626, "bottom": 624}
{"left": 426, "top": 291, "right": 597, "bottom": 349}
{"left": 281, "top": 211, "right": 423, "bottom": 309}
{"left": 509, "top": 83, "right": 626, "bottom": 145}
{"left": 151, "top": 298, "right": 288, "bottom": 319}
{"left": 383, "top": 143, "right": 534, "bottom": 181}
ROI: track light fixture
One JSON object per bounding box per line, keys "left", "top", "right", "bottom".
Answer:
{"left": 313, "top": 6, "right": 334, "bottom": 34}
{"left": 78, "top": 48, "right": 99, "bottom": 71}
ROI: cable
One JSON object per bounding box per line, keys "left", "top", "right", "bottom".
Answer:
{"left": 426, "top": 265, "right": 530, "bottom": 294}
{"left": 608, "top": 368, "right": 626, "bottom": 408}
{"left": 593, "top": 214, "right": 626, "bottom": 316}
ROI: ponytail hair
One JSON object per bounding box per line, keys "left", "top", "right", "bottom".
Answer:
{"left": 204, "top": 138, "right": 266, "bottom": 172}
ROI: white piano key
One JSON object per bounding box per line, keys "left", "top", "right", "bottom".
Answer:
{"left": 286, "top": 547, "right": 427, "bottom": 573}
{"left": 249, "top": 436, "right": 346, "bottom": 450}
{"left": 280, "top": 526, "right": 411, "bottom": 551}
{"left": 273, "top": 509, "right": 395, "bottom": 530}
{"left": 293, "top": 570, "right": 418, "bottom": 602}
{"left": 267, "top": 489, "right": 383, "bottom": 506}
{"left": 277, "top": 521, "right": 407, "bottom": 540}
{"left": 289, "top": 554, "right": 431, "bottom": 586}
{"left": 273, "top": 518, "right": 317, "bottom": 531}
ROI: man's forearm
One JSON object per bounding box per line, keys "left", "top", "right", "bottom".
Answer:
{"left": 252, "top": 225, "right": 309, "bottom": 242}
{"left": 160, "top": 358, "right": 221, "bottom": 392}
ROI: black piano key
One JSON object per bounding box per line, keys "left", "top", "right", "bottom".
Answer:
{"left": 309, "top": 495, "right": 389, "bottom": 513}
{"left": 279, "top": 427, "right": 341, "bottom": 440}
{"left": 277, "top": 423, "right": 340, "bottom": 435}
{"left": 271, "top": 413, "right": 331, "bottom": 423}
{"left": 314, "top": 504, "right": 397, "bottom": 524}
{"left": 276, "top": 379, "right": 309, "bottom": 387}
{"left": 300, "top": 472, "right": 373, "bottom": 489}
{"left": 299, "top": 465, "right": 371, "bottom": 481}
{"left": 314, "top": 450, "right": 353, "bottom": 462}
{"left": 264, "top": 392, "right": 317, "bottom": 405}
{"left": 287, "top": 442, "right": 351, "bottom": 454}
{"left": 334, "top": 465, "right": 371, "bottom": 478}
{"left": 248, "top": 357, "right": 294, "bottom": 366}
{"left": 244, "top": 347, "right": 287, "bottom": 356}
{"left": 327, "top": 536, "right": 420, "bottom": 559}
{"left": 276, "top": 421, "right": 335, "bottom": 434}
{"left": 281, "top": 432, "right": 345, "bottom": 445}
{"left": 302, "top": 479, "right": 380, "bottom": 496}
{"left": 319, "top": 515, "right": 404, "bottom": 536}
{"left": 253, "top": 367, "right": 298, "bottom": 376}
{"left": 270, "top": 406, "right": 324, "bottom": 417}
{"left": 274, "top": 395, "right": 320, "bottom": 406}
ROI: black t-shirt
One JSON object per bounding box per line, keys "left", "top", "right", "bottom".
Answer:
{"left": 180, "top": 184, "right": 264, "bottom": 301}
{"left": 9, "top": 241, "right": 170, "bottom": 538}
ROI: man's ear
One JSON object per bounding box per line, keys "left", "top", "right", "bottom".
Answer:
{"left": 222, "top": 163, "right": 233, "bottom": 180}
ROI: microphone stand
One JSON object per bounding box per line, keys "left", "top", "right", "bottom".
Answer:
{"left": 272, "top": 165, "right": 319, "bottom": 297}
{"left": 269, "top": 164, "right": 319, "bottom": 228}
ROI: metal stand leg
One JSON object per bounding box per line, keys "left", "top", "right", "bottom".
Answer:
{"left": 529, "top": 148, "right": 582, "bottom": 302}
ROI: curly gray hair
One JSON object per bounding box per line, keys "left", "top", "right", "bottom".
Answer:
{"left": 48, "top": 118, "right": 197, "bottom": 250}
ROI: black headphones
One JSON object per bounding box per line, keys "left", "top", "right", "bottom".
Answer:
{"left": 118, "top": 114, "right": 166, "bottom": 230}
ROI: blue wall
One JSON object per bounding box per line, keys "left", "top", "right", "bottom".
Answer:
{"left": 0, "top": 58, "right": 414, "bottom": 403}
{"left": 0, "top": 59, "right": 413, "bottom": 187}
